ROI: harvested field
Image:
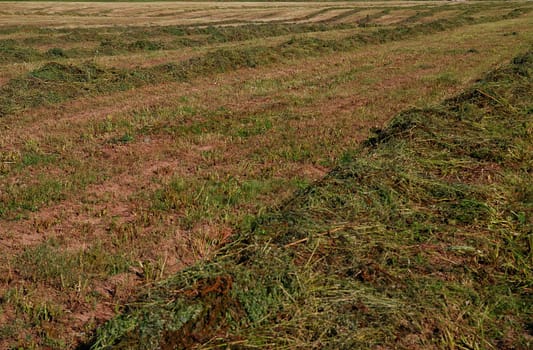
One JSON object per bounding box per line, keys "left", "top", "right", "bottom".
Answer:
{"left": 0, "top": 1, "right": 453, "bottom": 27}
{"left": 93, "top": 46, "right": 533, "bottom": 350}
{"left": 0, "top": 1, "right": 532, "bottom": 349}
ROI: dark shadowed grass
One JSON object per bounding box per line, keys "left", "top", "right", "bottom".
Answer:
{"left": 89, "top": 50, "right": 532, "bottom": 349}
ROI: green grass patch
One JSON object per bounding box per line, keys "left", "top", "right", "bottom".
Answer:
{"left": 0, "top": 166, "right": 103, "bottom": 219}
{"left": 14, "top": 240, "right": 132, "bottom": 291}
{"left": 151, "top": 176, "right": 279, "bottom": 230}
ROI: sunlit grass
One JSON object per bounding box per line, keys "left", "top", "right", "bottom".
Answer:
{"left": 0, "top": 1, "right": 532, "bottom": 349}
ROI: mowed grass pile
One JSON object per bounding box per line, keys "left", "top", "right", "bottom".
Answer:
{"left": 90, "top": 52, "right": 533, "bottom": 349}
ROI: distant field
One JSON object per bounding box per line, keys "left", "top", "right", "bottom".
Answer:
{"left": 0, "top": 1, "right": 532, "bottom": 349}
{"left": 0, "top": 1, "right": 452, "bottom": 27}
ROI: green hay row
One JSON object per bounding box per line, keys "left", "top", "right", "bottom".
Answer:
{"left": 0, "top": 22, "right": 354, "bottom": 64}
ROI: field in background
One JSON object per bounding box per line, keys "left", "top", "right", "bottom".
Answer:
{"left": 0, "top": 2, "right": 458, "bottom": 27}
{"left": 0, "top": 1, "right": 532, "bottom": 349}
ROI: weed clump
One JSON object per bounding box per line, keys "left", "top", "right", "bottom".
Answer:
{"left": 89, "top": 51, "right": 533, "bottom": 349}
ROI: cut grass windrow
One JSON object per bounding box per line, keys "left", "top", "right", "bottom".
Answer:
{"left": 0, "top": 7, "right": 529, "bottom": 117}
{"left": 89, "top": 50, "right": 532, "bottom": 349}
{"left": 0, "top": 22, "right": 354, "bottom": 64}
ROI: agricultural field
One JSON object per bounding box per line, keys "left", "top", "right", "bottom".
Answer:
{"left": 0, "top": 1, "right": 531, "bottom": 349}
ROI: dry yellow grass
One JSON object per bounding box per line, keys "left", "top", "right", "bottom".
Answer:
{"left": 0, "top": 1, "right": 459, "bottom": 27}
